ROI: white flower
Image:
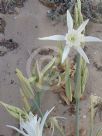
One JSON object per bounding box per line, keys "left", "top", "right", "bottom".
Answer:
{"left": 7, "top": 107, "right": 54, "bottom": 136}
{"left": 39, "top": 10, "right": 102, "bottom": 63}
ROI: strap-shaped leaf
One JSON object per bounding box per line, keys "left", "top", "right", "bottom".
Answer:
{"left": 20, "top": 89, "right": 31, "bottom": 112}
{"left": 77, "top": 0, "right": 81, "bottom": 13}
{"left": 28, "top": 76, "right": 36, "bottom": 83}
{"left": 0, "top": 101, "right": 27, "bottom": 120}
{"left": 16, "top": 69, "right": 34, "bottom": 99}
{"left": 49, "top": 117, "right": 65, "bottom": 136}
{"left": 65, "top": 61, "right": 72, "bottom": 101}
{"left": 74, "top": 5, "right": 79, "bottom": 27}
{"left": 81, "top": 60, "right": 88, "bottom": 95}
{"left": 36, "top": 61, "right": 42, "bottom": 81}
{"left": 77, "top": 0, "right": 83, "bottom": 26}
{"left": 41, "top": 57, "right": 56, "bottom": 78}
{"left": 96, "top": 128, "right": 102, "bottom": 136}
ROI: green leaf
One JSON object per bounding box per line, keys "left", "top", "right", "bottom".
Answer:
{"left": 31, "top": 91, "right": 42, "bottom": 112}
{"left": 77, "top": 0, "right": 81, "bottom": 13}
{"left": 41, "top": 57, "right": 56, "bottom": 77}
{"left": 36, "top": 61, "right": 42, "bottom": 81}
{"left": 28, "top": 76, "right": 36, "bottom": 83}
{"left": 77, "top": 0, "right": 83, "bottom": 25}
{"left": 49, "top": 117, "right": 65, "bottom": 136}
{"left": 96, "top": 128, "right": 102, "bottom": 136}
{"left": 74, "top": 5, "right": 79, "bottom": 27}
{"left": 16, "top": 69, "right": 34, "bottom": 99}
{"left": 81, "top": 60, "right": 88, "bottom": 95}
{"left": 65, "top": 61, "right": 72, "bottom": 101}
{"left": 0, "top": 101, "right": 27, "bottom": 120}
{"left": 20, "top": 89, "right": 31, "bottom": 112}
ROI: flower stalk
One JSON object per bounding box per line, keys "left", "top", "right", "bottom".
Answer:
{"left": 74, "top": 1, "right": 83, "bottom": 136}
{"left": 74, "top": 54, "right": 81, "bottom": 136}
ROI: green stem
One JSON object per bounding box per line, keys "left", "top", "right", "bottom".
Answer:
{"left": 74, "top": 1, "right": 84, "bottom": 136}
{"left": 33, "top": 96, "right": 48, "bottom": 128}
{"left": 33, "top": 95, "right": 43, "bottom": 117}
{"left": 75, "top": 54, "right": 81, "bottom": 136}
{"left": 76, "top": 97, "right": 80, "bottom": 136}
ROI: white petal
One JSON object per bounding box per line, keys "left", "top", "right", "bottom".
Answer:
{"left": 77, "top": 19, "right": 89, "bottom": 33}
{"left": 76, "top": 47, "right": 89, "bottom": 63}
{"left": 67, "top": 10, "right": 73, "bottom": 32}
{"left": 38, "top": 35, "right": 65, "bottom": 41}
{"left": 20, "top": 115, "right": 35, "bottom": 135}
{"left": 6, "top": 125, "right": 28, "bottom": 136}
{"left": 62, "top": 46, "right": 70, "bottom": 63}
{"left": 85, "top": 36, "right": 102, "bottom": 42}
{"left": 40, "top": 107, "right": 55, "bottom": 133}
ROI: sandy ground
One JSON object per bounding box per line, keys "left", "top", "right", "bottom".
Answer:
{"left": 0, "top": 0, "right": 102, "bottom": 135}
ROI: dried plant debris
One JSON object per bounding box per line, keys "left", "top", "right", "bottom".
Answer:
{"left": 0, "top": 0, "right": 26, "bottom": 14}
{"left": 38, "top": 48, "right": 54, "bottom": 55}
{"left": 92, "top": 96, "right": 102, "bottom": 121}
{"left": 93, "top": 62, "right": 102, "bottom": 72}
{"left": 0, "top": 39, "right": 19, "bottom": 56}
{"left": 66, "top": 126, "right": 87, "bottom": 136}
{"left": 94, "top": 101, "right": 102, "bottom": 121}
{"left": 0, "top": 18, "right": 6, "bottom": 33}
{"left": 91, "top": 95, "right": 102, "bottom": 121}
{"left": 39, "top": 0, "right": 102, "bottom": 23}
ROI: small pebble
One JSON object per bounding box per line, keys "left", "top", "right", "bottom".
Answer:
{"left": 83, "top": 115, "right": 87, "bottom": 119}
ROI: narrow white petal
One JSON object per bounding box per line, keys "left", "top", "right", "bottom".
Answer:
{"left": 77, "top": 19, "right": 89, "bottom": 33}
{"left": 38, "top": 35, "right": 65, "bottom": 41}
{"left": 40, "top": 107, "right": 55, "bottom": 132}
{"left": 6, "top": 125, "right": 28, "bottom": 136}
{"left": 85, "top": 36, "right": 102, "bottom": 42}
{"left": 76, "top": 47, "right": 89, "bottom": 63}
{"left": 67, "top": 10, "right": 73, "bottom": 32}
{"left": 62, "top": 46, "right": 70, "bottom": 64}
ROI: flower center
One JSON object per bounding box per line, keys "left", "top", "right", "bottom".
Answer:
{"left": 65, "top": 30, "right": 84, "bottom": 47}
{"left": 68, "top": 35, "right": 77, "bottom": 42}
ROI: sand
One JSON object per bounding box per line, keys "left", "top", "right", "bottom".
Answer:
{"left": 0, "top": 0, "right": 102, "bottom": 135}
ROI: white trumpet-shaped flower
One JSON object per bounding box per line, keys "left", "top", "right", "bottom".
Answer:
{"left": 7, "top": 107, "right": 54, "bottom": 136}
{"left": 39, "top": 10, "right": 102, "bottom": 63}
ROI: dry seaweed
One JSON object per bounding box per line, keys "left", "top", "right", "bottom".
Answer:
{"left": 0, "top": 39, "right": 19, "bottom": 56}
{"left": 0, "top": 0, "right": 26, "bottom": 14}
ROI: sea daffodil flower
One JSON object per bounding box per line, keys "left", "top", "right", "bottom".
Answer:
{"left": 7, "top": 107, "right": 54, "bottom": 136}
{"left": 39, "top": 10, "right": 102, "bottom": 63}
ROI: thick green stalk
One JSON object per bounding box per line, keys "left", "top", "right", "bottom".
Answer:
{"left": 74, "top": 54, "right": 81, "bottom": 136}
{"left": 74, "top": 1, "right": 84, "bottom": 135}
{"left": 76, "top": 97, "right": 80, "bottom": 136}
{"left": 74, "top": 0, "right": 88, "bottom": 136}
